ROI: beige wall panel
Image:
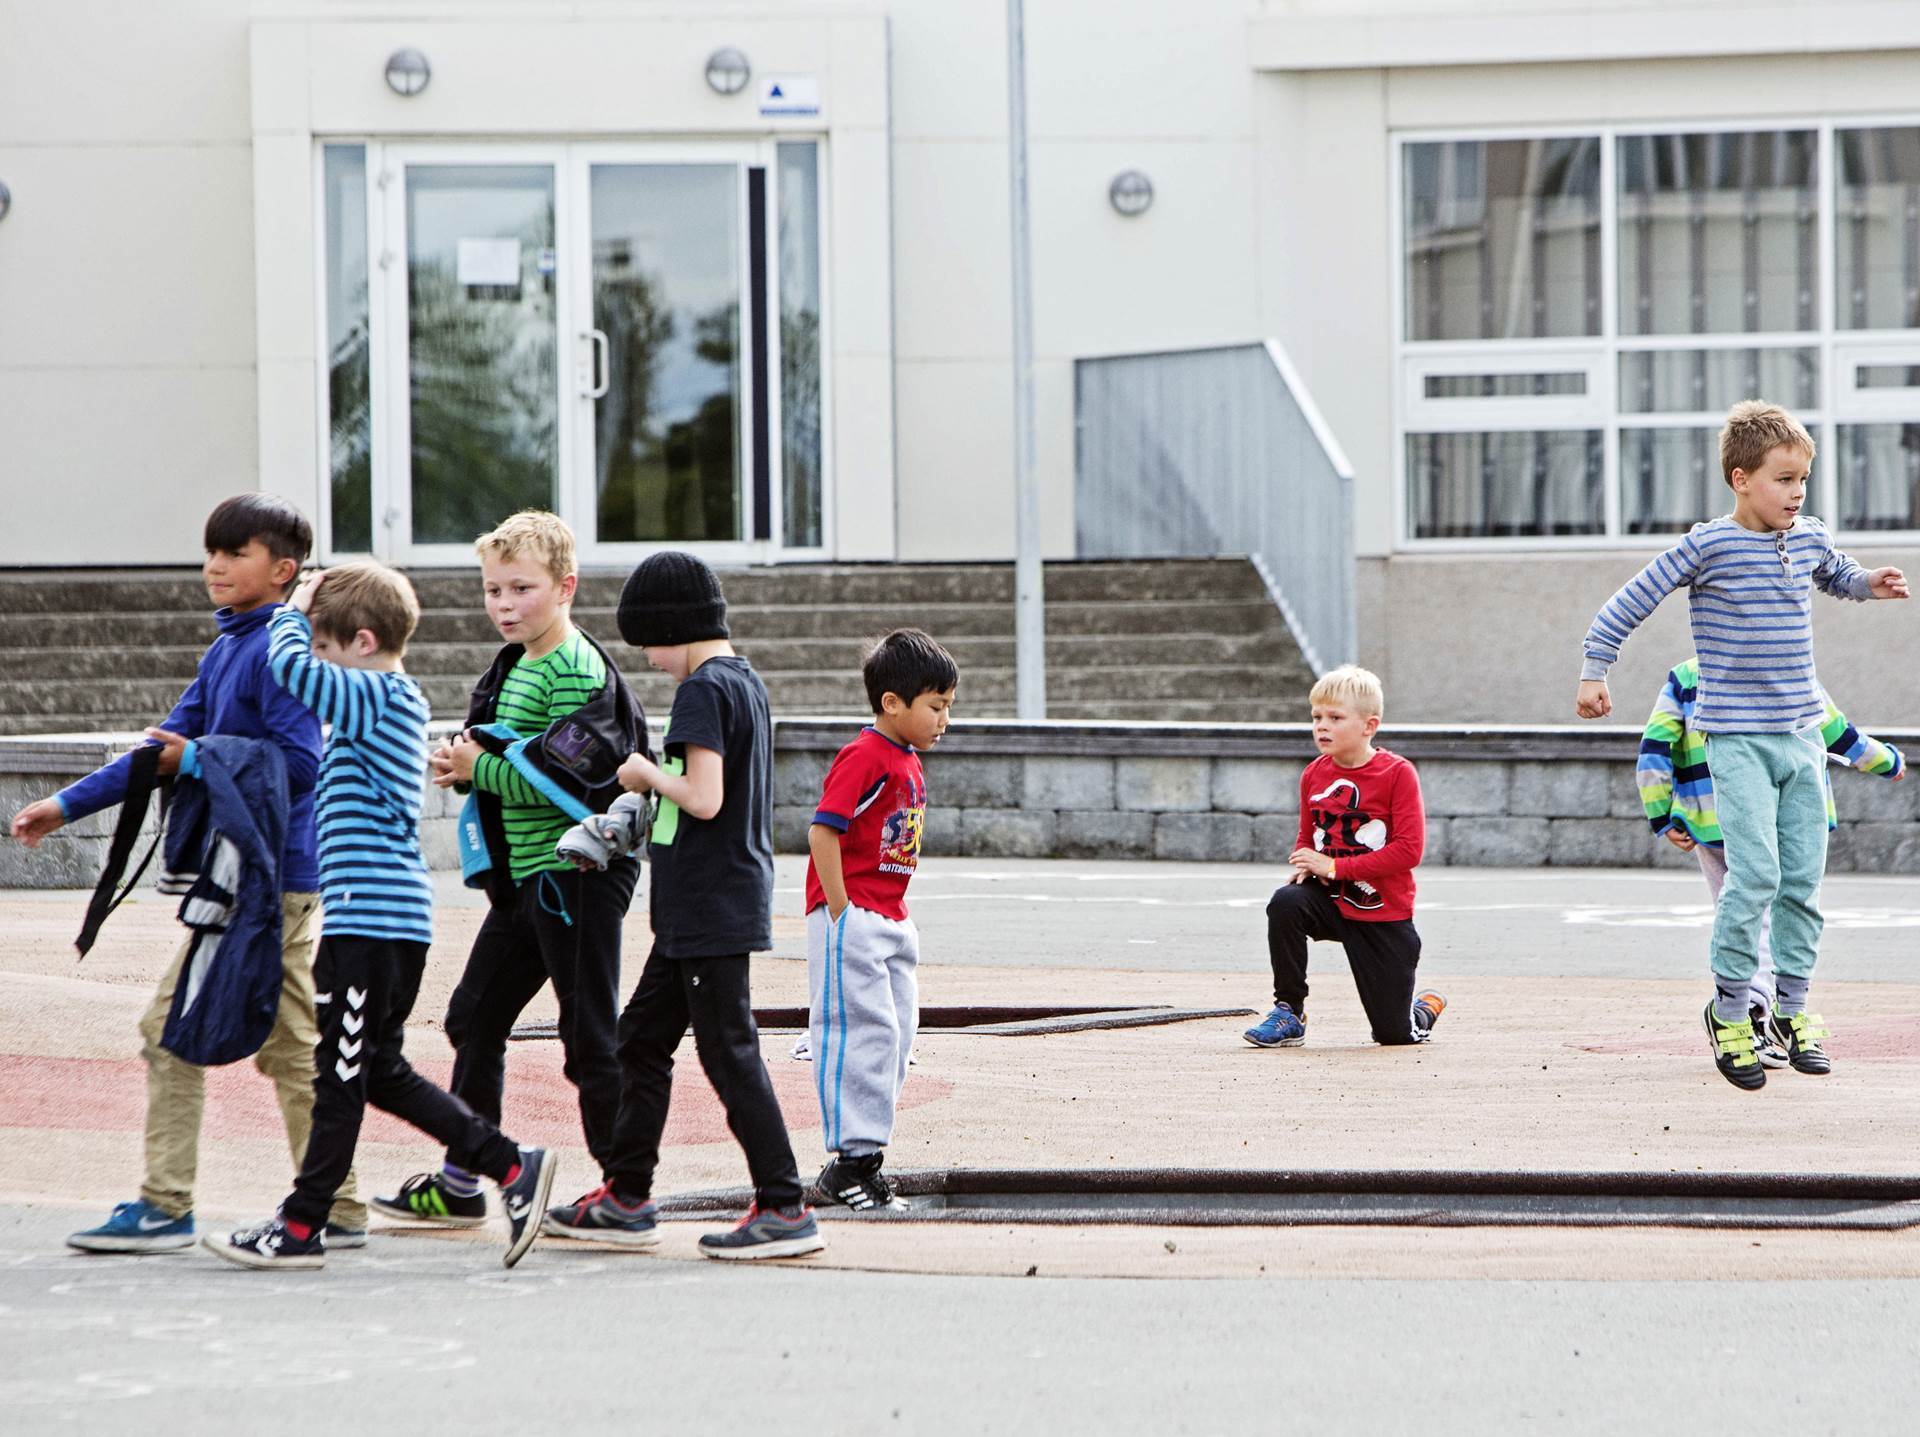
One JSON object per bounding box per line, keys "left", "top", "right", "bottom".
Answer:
{"left": 1033, "top": 357, "right": 1077, "bottom": 557}
{"left": 252, "top": 134, "right": 316, "bottom": 365}
{"left": 0, "top": 145, "right": 256, "bottom": 370}
{"left": 255, "top": 357, "right": 322, "bottom": 528}
{"left": 827, "top": 126, "right": 895, "bottom": 358}
{"left": 829, "top": 17, "right": 890, "bottom": 130}
{"left": 890, "top": 140, "right": 1011, "bottom": 362}
{"left": 0, "top": 367, "right": 256, "bottom": 566}
{"left": 887, "top": 0, "right": 1005, "bottom": 140}
{"left": 1030, "top": 140, "right": 1261, "bottom": 360}
{"left": 0, "top": 0, "right": 250, "bottom": 145}
{"left": 894, "top": 359, "right": 1016, "bottom": 560}
{"left": 829, "top": 352, "right": 898, "bottom": 561}
{"left": 1357, "top": 549, "right": 1920, "bottom": 725}
{"left": 1028, "top": 0, "right": 1253, "bottom": 140}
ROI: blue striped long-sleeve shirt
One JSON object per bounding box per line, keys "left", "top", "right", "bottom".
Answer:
{"left": 1580, "top": 516, "right": 1873, "bottom": 734}
{"left": 267, "top": 606, "right": 433, "bottom": 944}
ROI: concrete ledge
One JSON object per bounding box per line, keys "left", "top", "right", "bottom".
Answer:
{"left": 5, "top": 718, "right": 1916, "bottom": 886}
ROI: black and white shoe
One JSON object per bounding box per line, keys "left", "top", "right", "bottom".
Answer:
{"left": 499, "top": 1147, "right": 558, "bottom": 1269}
{"left": 1768, "top": 1009, "right": 1833, "bottom": 1075}
{"left": 815, "top": 1152, "right": 909, "bottom": 1212}
{"left": 1750, "top": 1003, "right": 1789, "bottom": 1069}
{"left": 205, "top": 1216, "right": 325, "bottom": 1270}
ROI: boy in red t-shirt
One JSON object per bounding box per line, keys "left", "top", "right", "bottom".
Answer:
{"left": 1245, "top": 665, "right": 1446, "bottom": 1049}
{"left": 805, "top": 629, "right": 958, "bottom": 1210}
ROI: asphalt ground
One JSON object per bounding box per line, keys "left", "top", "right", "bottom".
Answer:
{"left": 3, "top": 858, "right": 1918, "bottom": 1433}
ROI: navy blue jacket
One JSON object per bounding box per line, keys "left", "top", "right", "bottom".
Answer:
{"left": 159, "top": 736, "right": 289, "bottom": 1066}
{"left": 57, "top": 603, "right": 321, "bottom": 892}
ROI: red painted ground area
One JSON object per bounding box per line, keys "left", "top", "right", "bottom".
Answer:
{"left": 0, "top": 1046, "right": 953, "bottom": 1149}
{"left": 1571, "top": 1018, "right": 1917, "bottom": 1061}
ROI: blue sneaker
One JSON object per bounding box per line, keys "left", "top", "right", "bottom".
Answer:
{"left": 204, "top": 1216, "right": 324, "bottom": 1270}
{"left": 67, "top": 1199, "right": 195, "bottom": 1253}
{"left": 697, "top": 1203, "right": 826, "bottom": 1261}
{"left": 499, "top": 1147, "right": 558, "bottom": 1270}
{"left": 1244, "top": 1004, "right": 1306, "bottom": 1048}
{"left": 542, "top": 1183, "right": 662, "bottom": 1248}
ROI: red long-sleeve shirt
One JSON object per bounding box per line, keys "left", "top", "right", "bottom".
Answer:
{"left": 1291, "top": 749, "right": 1425, "bottom": 922}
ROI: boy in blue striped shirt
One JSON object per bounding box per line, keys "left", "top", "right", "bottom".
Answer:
{"left": 208, "top": 563, "right": 556, "bottom": 1270}
{"left": 1576, "top": 401, "right": 1910, "bottom": 1090}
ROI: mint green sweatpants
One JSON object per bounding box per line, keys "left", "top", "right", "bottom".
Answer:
{"left": 1703, "top": 731, "right": 1827, "bottom": 1014}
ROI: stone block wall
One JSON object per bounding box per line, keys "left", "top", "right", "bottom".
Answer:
{"left": 4, "top": 720, "right": 1916, "bottom": 888}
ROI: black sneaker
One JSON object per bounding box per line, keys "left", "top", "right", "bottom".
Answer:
{"left": 204, "top": 1216, "right": 325, "bottom": 1270}
{"left": 1703, "top": 1002, "right": 1766, "bottom": 1090}
{"left": 697, "top": 1203, "right": 826, "bottom": 1260}
{"left": 1750, "top": 1003, "right": 1789, "bottom": 1069}
{"left": 499, "top": 1147, "right": 558, "bottom": 1269}
{"left": 370, "top": 1171, "right": 488, "bottom": 1228}
{"left": 815, "top": 1152, "right": 909, "bottom": 1212}
{"left": 1769, "top": 1009, "right": 1833, "bottom": 1075}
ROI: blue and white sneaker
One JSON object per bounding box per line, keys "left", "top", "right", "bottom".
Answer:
{"left": 204, "top": 1216, "right": 325, "bottom": 1270}
{"left": 499, "top": 1147, "right": 558, "bottom": 1270}
{"left": 1243, "top": 1004, "right": 1306, "bottom": 1048}
{"left": 697, "top": 1203, "right": 826, "bottom": 1261}
{"left": 542, "top": 1183, "right": 662, "bottom": 1247}
{"left": 67, "top": 1199, "right": 195, "bottom": 1253}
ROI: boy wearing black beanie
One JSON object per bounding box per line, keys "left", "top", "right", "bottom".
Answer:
{"left": 544, "top": 551, "right": 823, "bottom": 1258}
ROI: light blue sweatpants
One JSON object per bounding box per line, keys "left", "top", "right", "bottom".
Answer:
{"left": 1704, "top": 730, "right": 1827, "bottom": 1020}
{"left": 807, "top": 905, "right": 919, "bottom": 1158}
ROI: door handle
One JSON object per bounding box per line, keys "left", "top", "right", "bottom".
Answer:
{"left": 584, "top": 329, "right": 610, "bottom": 399}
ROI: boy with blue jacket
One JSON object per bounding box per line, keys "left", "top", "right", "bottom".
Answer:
{"left": 8, "top": 494, "right": 366, "bottom": 1251}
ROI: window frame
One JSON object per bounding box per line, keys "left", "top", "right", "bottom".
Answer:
{"left": 1392, "top": 115, "right": 1920, "bottom": 552}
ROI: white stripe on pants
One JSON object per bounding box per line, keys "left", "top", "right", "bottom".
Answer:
{"left": 1695, "top": 844, "right": 1774, "bottom": 1010}
{"left": 807, "top": 904, "right": 919, "bottom": 1158}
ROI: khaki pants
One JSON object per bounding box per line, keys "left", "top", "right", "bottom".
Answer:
{"left": 137, "top": 893, "right": 366, "bottom": 1227}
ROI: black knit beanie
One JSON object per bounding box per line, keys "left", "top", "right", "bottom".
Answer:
{"left": 617, "top": 551, "right": 729, "bottom": 647}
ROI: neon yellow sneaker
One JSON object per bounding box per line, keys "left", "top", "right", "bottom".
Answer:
{"left": 1768, "top": 1009, "right": 1832, "bottom": 1076}
{"left": 1703, "top": 1003, "right": 1765, "bottom": 1090}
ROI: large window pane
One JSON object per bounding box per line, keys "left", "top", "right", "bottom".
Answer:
{"left": 1837, "top": 424, "right": 1920, "bottom": 529}
{"left": 406, "top": 165, "right": 558, "bottom": 546}
{"left": 1404, "top": 137, "right": 1601, "bottom": 341}
{"left": 1837, "top": 127, "right": 1920, "bottom": 331}
{"left": 1618, "top": 130, "right": 1816, "bottom": 336}
{"left": 1619, "top": 427, "right": 1725, "bottom": 533}
{"left": 1407, "top": 431, "right": 1603, "bottom": 538}
{"left": 1618, "top": 347, "right": 1818, "bottom": 413}
{"left": 777, "top": 142, "right": 823, "bottom": 549}
{"left": 323, "top": 145, "right": 371, "bottom": 552}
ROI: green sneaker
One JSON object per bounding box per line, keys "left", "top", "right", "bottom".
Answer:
{"left": 1703, "top": 1003, "right": 1766, "bottom": 1090}
{"left": 1769, "top": 1009, "right": 1832, "bottom": 1076}
{"left": 370, "top": 1171, "right": 488, "bottom": 1228}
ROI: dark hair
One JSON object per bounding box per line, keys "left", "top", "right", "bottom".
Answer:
{"left": 862, "top": 629, "right": 959, "bottom": 713}
{"left": 204, "top": 494, "right": 314, "bottom": 573}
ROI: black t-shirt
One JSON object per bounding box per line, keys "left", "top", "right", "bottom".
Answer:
{"left": 645, "top": 655, "right": 774, "bottom": 957}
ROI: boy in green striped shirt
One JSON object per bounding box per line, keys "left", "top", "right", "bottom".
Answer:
{"left": 1638, "top": 656, "right": 1903, "bottom": 1077}
{"left": 375, "top": 511, "right": 644, "bottom": 1227}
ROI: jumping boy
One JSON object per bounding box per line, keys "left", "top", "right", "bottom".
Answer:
{"left": 7, "top": 494, "right": 366, "bottom": 1251}
{"left": 375, "top": 511, "right": 642, "bottom": 1227}
{"left": 208, "top": 564, "right": 556, "bottom": 1269}
{"left": 1639, "top": 657, "right": 1904, "bottom": 1068}
{"left": 543, "top": 551, "right": 823, "bottom": 1258}
{"left": 1245, "top": 665, "right": 1445, "bottom": 1050}
{"left": 804, "top": 629, "right": 957, "bottom": 1212}
{"left": 1577, "top": 400, "right": 1909, "bottom": 1089}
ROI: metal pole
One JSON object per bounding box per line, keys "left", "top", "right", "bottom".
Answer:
{"left": 1006, "top": 0, "right": 1046, "bottom": 719}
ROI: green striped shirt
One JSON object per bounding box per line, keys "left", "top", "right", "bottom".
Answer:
{"left": 471, "top": 631, "right": 608, "bottom": 880}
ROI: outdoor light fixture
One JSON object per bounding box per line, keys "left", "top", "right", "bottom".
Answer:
{"left": 0, "top": 180, "right": 10, "bottom": 223}
{"left": 705, "top": 47, "right": 751, "bottom": 95}
{"left": 384, "top": 48, "right": 431, "bottom": 97}
{"left": 1108, "top": 170, "right": 1154, "bottom": 217}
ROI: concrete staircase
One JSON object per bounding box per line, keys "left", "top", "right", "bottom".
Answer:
{"left": 0, "top": 559, "right": 1314, "bottom": 734}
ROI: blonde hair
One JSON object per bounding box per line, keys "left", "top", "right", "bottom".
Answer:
{"left": 310, "top": 561, "right": 421, "bottom": 658}
{"left": 1720, "top": 400, "right": 1815, "bottom": 485}
{"left": 474, "top": 509, "right": 577, "bottom": 584}
{"left": 1309, "top": 664, "right": 1385, "bottom": 718}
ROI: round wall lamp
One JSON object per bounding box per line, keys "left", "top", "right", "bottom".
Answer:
{"left": 385, "top": 48, "right": 431, "bottom": 97}
{"left": 1108, "top": 170, "right": 1154, "bottom": 218}
{"left": 705, "top": 47, "right": 751, "bottom": 96}
{"left": 0, "top": 180, "right": 11, "bottom": 223}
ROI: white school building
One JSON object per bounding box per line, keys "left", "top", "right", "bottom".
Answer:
{"left": 2, "top": 0, "right": 1916, "bottom": 721}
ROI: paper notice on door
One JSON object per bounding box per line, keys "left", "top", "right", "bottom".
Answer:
{"left": 457, "top": 238, "right": 521, "bottom": 287}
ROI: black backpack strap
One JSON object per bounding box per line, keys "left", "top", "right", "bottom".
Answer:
{"left": 74, "top": 744, "right": 168, "bottom": 957}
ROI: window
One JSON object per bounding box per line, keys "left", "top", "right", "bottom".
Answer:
{"left": 1399, "top": 123, "right": 1920, "bottom": 543}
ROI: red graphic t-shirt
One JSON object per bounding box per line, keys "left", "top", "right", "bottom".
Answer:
{"left": 804, "top": 727, "right": 927, "bottom": 921}
{"left": 1290, "top": 748, "right": 1426, "bottom": 922}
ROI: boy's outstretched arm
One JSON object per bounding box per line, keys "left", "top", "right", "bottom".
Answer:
{"left": 1576, "top": 537, "right": 1701, "bottom": 717}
